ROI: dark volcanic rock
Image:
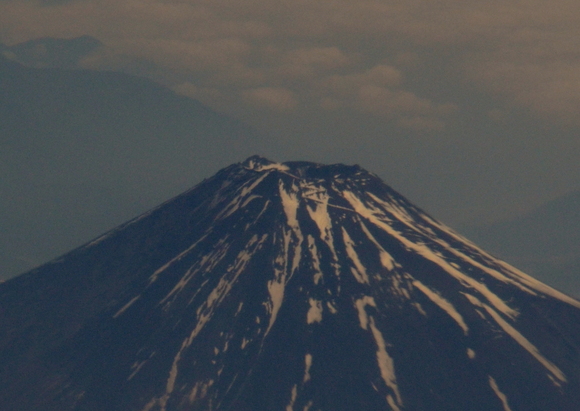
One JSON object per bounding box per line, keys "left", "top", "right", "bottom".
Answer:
{"left": 1, "top": 156, "right": 580, "bottom": 411}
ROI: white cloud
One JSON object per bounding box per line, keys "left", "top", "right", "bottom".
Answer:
{"left": 317, "top": 65, "right": 457, "bottom": 130}
{"left": 465, "top": 58, "right": 580, "bottom": 126}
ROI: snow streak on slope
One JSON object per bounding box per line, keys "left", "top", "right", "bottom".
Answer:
{"left": 342, "top": 190, "right": 519, "bottom": 320}
{"left": 307, "top": 298, "right": 323, "bottom": 324}
{"left": 412, "top": 280, "right": 468, "bottom": 335}
{"left": 159, "top": 236, "right": 232, "bottom": 307}
{"left": 304, "top": 183, "right": 341, "bottom": 276}
{"left": 463, "top": 293, "right": 566, "bottom": 383}
{"left": 355, "top": 296, "right": 376, "bottom": 330}
{"left": 148, "top": 232, "right": 211, "bottom": 284}
{"left": 113, "top": 295, "right": 141, "bottom": 318}
{"left": 303, "top": 354, "right": 313, "bottom": 383}
{"left": 353, "top": 295, "right": 403, "bottom": 409}
{"left": 215, "top": 172, "right": 270, "bottom": 220}
{"left": 418, "top": 213, "right": 580, "bottom": 309}
{"left": 342, "top": 227, "right": 370, "bottom": 284}
{"left": 488, "top": 376, "right": 513, "bottom": 411}
{"left": 265, "top": 181, "right": 304, "bottom": 336}
{"left": 369, "top": 315, "right": 403, "bottom": 411}
{"left": 358, "top": 221, "right": 396, "bottom": 271}
{"left": 307, "top": 235, "right": 323, "bottom": 285}
{"left": 144, "top": 234, "right": 269, "bottom": 411}
{"left": 357, "top": 189, "right": 580, "bottom": 310}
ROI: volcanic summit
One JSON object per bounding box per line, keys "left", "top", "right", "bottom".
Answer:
{"left": 1, "top": 155, "right": 580, "bottom": 411}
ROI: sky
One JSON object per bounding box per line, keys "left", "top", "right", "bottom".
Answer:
{"left": 1, "top": 0, "right": 580, "bottom": 230}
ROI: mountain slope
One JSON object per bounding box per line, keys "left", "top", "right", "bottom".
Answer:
{"left": 1, "top": 157, "right": 580, "bottom": 411}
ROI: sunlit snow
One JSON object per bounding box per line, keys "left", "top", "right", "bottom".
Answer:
{"left": 413, "top": 280, "right": 469, "bottom": 335}
{"left": 488, "top": 376, "right": 513, "bottom": 411}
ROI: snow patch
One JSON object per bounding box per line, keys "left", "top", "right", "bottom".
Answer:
{"left": 419, "top": 213, "right": 580, "bottom": 309}
{"left": 264, "top": 183, "right": 306, "bottom": 336}
{"left": 304, "top": 354, "right": 313, "bottom": 383}
{"left": 279, "top": 181, "right": 304, "bottom": 275}
{"left": 307, "top": 235, "right": 323, "bottom": 285}
{"left": 151, "top": 234, "right": 267, "bottom": 411}
{"left": 266, "top": 277, "right": 286, "bottom": 335}
{"left": 235, "top": 301, "right": 244, "bottom": 316}
{"left": 342, "top": 227, "right": 370, "bottom": 284}
{"left": 412, "top": 302, "right": 427, "bottom": 316}
{"left": 85, "top": 232, "right": 113, "bottom": 248}
{"left": 387, "top": 395, "right": 402, "bottom": 411}
{"left": 389, "top": 273, "right": 411, "bottom": 300}
{"left": 354, "top": 296, "right": 376, "bottom": 330}
{"left": 216, "top": 172, "right": 270, "bottom": 220}
{"left": 241, "top": 194, "right": 262, "bottom": 208}
{"left": 369, "top": 316, "right": 403, "bottom": 410}
{"left": 244, "top": 157, "right": 290, "bottom": 172}
{"left": 188, "top": 380, "right": 214, "bottom": 405}
{"left": 159, "top": 237, "right": 231, "bottom": 307}
{"left": 498, "top": 261, "right": 580, "bottom": 309}
{"left": 113, "top": 295, "right": 140, "bottom": 318}
{"left": 307, "top": 298, "right": 323, "bottom": 324}
{"left": 436, "top": 239, "right": 538, "bottom": 296}
{"left": 343, "top": 190, "right": 519, "bottom": 320}
{"left": 280, "top": 181, "right": 300, "bottom": 229}
{"left": 488, "top": 376, "right": 513, "bottom": 411}
{"left": 464, "top": 293, "right": 566, "bottom": 383}
{"left": 413, "top": 280, "right": 469, "bottom": 335}
{"left": 359, "top": 220, "right": 395, "bottom": 270}
{"left": 304, "top": 184, "right": 340, "bottom": 276}
{"left": 127, "top": 351, "right": 156, "bottom": 381}
{"left": 148, "top": 232, "right": 210, "bottom": 284}
{"left": 286, "top": 384, "right": 298, "bottom": 411}
{"left": 367, "top": 192, "right": 417, "bottom": 229}
{"left": 327, "top": 301, "right": 338, "bottom": 314}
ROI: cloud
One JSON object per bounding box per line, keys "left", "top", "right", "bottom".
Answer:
{"left": 322, "top": 65, "right": 402, "bottom": 95}
{"left": 278, "top": 47, "right": 351, "bottom": 79}
{"left": 242, "top": 87, "right": 298, "bottom": 111}
{"left": 125, "top": 37, "right": 252, "bottom": 72}
{"left": 465, "top": 58, "right": 580, "bottom": 126}
{"left": 318, "top": 65, "right": 457, "bottom": 130}
{"left": 1, "top": 0, "right": 579, "bottom": 128}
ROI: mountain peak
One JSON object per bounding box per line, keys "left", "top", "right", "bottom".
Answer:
{"left": 241, "top": 155, "right": 366, "bottom": 180}
{"left": 241, "top": 154, "right": 290, "bottom": 172}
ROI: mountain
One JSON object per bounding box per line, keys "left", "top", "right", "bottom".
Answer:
{"left": 1, "top": 35, "right": 103, "bottom": 69}
{"left": 462, "top": 190, "right": 580, "bottom": 298}
{"left": 0, "top": 53, "right": 262, "bottom": 280}
{"left": 1, "top": 156, "right": 580, "bottom": 411}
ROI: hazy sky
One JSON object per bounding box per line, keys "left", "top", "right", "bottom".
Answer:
{"left": 1, "top": 0, "right": 580, "bottom": 228}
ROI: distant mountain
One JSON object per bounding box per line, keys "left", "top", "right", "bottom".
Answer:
{"left": 1, "top": 156, "right": 579, "bottom": 411}
{"left": 0, "top": 35, "right": 103, "bottom": 69}
{"left": 0, "top": 54, "right": 262, "bottom": 280}
{"left": 462, "top": 190, "right": 580, "bottom": 298}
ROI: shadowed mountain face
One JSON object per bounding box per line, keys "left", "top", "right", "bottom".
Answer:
{"left": 1, "top": 156, "right": 580, "bottom": 411}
